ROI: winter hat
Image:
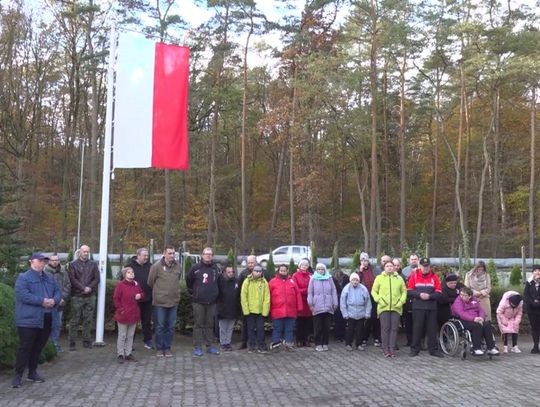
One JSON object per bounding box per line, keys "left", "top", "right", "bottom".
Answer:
{"left": 360, "top": 252, "right": 370, "bottom": 261}
{"left": 445, "top": 273, "right": 458, "bottom": 282}
{"left": 349, "top": 272, "right": 360, "bottom": 281}
{"left": 253, "top": 264, "right": 263, "bottom": 273}
{"left": 509, "top": 294, "right": 522, "bottom": 307}
{"left": 315, "top": 263, "right": 327, "bottom": 272}
{"left": 298, "top": 259, "right": 310, "bottom": 268}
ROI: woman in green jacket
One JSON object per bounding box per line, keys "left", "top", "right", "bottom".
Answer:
{"left": 372, "top": 261, "right": 407, "bottom": 358}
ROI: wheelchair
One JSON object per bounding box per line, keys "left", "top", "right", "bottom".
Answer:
{"left": 439, "top": 318, "right": 497, "bottom": 360}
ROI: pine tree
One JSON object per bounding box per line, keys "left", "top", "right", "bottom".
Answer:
{"left": 184, "top": 256, "right": 193, "bottom": 276}
{"left": 487, "top": 259, "right": 499, "bottom": 288}
{"left": 266, "top": 252, "right": 276, "bottom": 279}
{"left": 509, "top": 265, "right": 522, "bottom": 286}
{"left": 227, "top": 248, "right": 235, "bottom": 269}
{"left": 351, "top": 250, "right": 360, "bottom": 273}
{"left": 289, "top": 258, "right": 297, "bottom": 274}
{"left": 330, "top": 242, "right": 339, "bottom": 270}
{"left": 310, "top": 241, "right": 318, "bottom": 266}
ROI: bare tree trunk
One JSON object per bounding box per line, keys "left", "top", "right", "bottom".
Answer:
{"left": 368, "top": 0, "right": 379, "bottom": 256}
{"left": 529, "top": 86, "right": 537, "bottom": 260}
{"left": 463, "top": 92, "right": 471, "bottom": 236}
{"left": 475, "top": 111, "right": 495, "bottom": 259}
{"left": 399, "top": 55, "right": 406, "bottom": 251}
{"left": 86, "top": 7, "right": 99, "bottom": 249}
{"left": 495, "top": 88, "right": 507, "bottom": 231}
{"left": 206, "top": 4, "right": 230, "bottom": 246}
{"left": 431, "top": 94, "right": 440, "bottom": 254}
{"left": 240, "top": 8, "right": 254, "bottom": 249}
{"left": 376, "top": 181, "right": 382, "bottom": 255}
{"left": 207, "top": 124, "right": 217, "bottom": 246}
{"left": 354, "top": 159, "right": 369, "bottom": 251}
{"left": 456, "top": 65, "right": 466, "bottom": 256}
{"left": 271, "top": 136, "right": 287, "bottom": 232}
{"left": 381, "top": 64, "right": 389, "bottom": 235}
{"left": 491, "top": 86, "right": 503, "bottom": 255}
{"left": 442, "top": 134, "right": 467, "bottom": 260}
{"left": 289, "top": 65, "right": 298, "bottom": 245}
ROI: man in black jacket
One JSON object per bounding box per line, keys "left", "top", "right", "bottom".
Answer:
{"left": 128, "top": 248, "right": 153, "bottom": 349}
{"left": 217, "top": 264, "right": 240, "bottom": 351}
{"left": 186, "top": 247, "right": 220, "bottom": 357}
{"left": 524, "top": 265, "right": 540, "bottom": 353}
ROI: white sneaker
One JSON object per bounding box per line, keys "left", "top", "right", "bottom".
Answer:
{"left": 315, "top": 345, "right": 323, "bottom": 352}
{"left": 322, "top": 345, "right": 329, "bottom": 351}
{"left": 511, "top": 346, "right": 521, "bottom": 353}
{"left": 502, "top": 346, "right": 508, "bottom": 353}
{"left": 473, "top": 349, "right": 484, "bottom": 356}
{"left": 488, "top": 348, "right": 499, "bottom": 355}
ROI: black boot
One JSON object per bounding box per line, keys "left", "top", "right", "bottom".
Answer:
{"left": 531, "top": 344, "right": 539, "bottom": 354}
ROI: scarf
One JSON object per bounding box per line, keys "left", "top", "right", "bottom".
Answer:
{"left": 312, "top": 271, "right": 332, "bottom": 281}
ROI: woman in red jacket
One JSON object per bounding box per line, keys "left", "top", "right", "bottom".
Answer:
{"left": 269, "top": 264, "right": 303, "bottom": 351}
{"left": 113, "top": 267, "right": 144, "bottom": 363}
{"left": 292, "top": 259, "right": 313, "bottom": 347}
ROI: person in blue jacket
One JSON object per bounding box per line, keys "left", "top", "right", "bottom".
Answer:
{"left": 12, "top": 252, "right": 62, "bottom": 388}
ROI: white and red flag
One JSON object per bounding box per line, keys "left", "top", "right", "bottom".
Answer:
{"left": 113, "top": 33, "right": 190, "bottom": 170}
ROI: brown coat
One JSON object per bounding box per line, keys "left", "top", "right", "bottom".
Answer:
{"left": 68, "top": 258, "right": 100, "bottom": 297}
{"left": 147, "top": 257, "right": 181, "bottom": 307}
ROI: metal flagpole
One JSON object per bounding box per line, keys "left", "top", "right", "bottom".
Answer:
{"left": 95, "top": 22, "right": 116, "bottom": 345}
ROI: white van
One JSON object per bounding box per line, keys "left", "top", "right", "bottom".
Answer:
{"left": 256, "top": 245, "right": 311, "bottom": 267}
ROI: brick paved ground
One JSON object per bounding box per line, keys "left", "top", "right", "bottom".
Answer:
{"left": 1, "top": 332, "right": 538, "bottom": 406}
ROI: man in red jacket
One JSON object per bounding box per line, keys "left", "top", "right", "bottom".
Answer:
{"left": 407, "top": 258, "right": 444, "bottom": 358}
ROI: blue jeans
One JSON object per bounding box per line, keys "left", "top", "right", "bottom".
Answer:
{"left": 272, "top": 317, "right": 296, "bottom": 344}
{"left": 246, "top": 314, "right": 265, "bottom": 348}
{"left": 153, "top": 306, "right": 177, "bottom": 351}
{"left": 51, "top": 309, "right": 63, "bottom": 345}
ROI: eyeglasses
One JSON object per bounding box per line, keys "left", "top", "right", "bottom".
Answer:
{"left": 203, "top": 252, "right": 213, "bottom": 256}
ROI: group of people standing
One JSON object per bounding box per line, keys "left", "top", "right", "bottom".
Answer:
{"left": 12, "top": 244, "right": 540, "bottom": 389}
{"left": 12, "top": 246, "right": 100, "bottom": 388}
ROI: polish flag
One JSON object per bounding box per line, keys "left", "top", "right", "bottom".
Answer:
{"left": 113, "top": 33, "right": 190, "bottom": 170}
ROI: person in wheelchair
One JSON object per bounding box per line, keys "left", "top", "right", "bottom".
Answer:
{"left": 451, "top": 286, "right": 499, "bottom": 356}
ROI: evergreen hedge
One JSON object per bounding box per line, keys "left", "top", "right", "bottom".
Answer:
{"left": 0, "top": 282, "right": 57, "bottom": 369}
{"left": 0, "top": 283, "right": 17, "bottom": 368}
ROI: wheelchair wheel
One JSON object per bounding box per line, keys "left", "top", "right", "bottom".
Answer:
{"left": 440, "top": 321, "right": 460, "bottom": 356}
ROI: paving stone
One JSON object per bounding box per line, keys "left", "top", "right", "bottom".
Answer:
{"left": 0, "top": 333, "right": 537, "bottom": 406}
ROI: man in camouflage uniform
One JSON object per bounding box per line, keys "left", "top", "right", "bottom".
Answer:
{"left": 44, "top": 254, "right": 71, "bottom": 352}
{"left": 67, "top": 245, "right": 100, "bottom": 350}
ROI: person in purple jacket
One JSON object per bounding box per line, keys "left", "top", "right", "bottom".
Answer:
{"left": 451, "top": 286, "right": 499, "bottom": 356}
{"left": 307, "top": 263, "right": 338, "bottom": 352}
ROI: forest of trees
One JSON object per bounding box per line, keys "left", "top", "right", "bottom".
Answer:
{"left": 0, "top": 0, "right": 539, "bottom": 264}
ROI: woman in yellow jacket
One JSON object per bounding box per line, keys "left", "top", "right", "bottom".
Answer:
{"left": 372, "top": 261, "right": 407, "bottom": 358}
{"left": 240, "top": 265, "right": 270, "bottom": 353}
